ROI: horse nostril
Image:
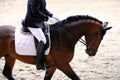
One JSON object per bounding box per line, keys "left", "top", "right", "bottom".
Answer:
{"left": 85, "top": 47, "right": 91, "bottom": 52}
{"left": 85, "top": 48, "right": 92, "bottom": 54}
{"left": 85, "top": 47, "right": 97, "bottom": 56}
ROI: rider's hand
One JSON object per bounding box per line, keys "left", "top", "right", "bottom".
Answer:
{"left": 52, "top": 16, "right": 60, "bottom": 22}
{"left": 44, "top": 16, "right": 49, "bottom": 21}
{"left": 47, "top": 17, "right": 60, "bottom": 24}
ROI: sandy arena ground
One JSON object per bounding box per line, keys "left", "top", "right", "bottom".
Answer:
{"left": 0, "top": 0, "right": 120, "bottom": 80}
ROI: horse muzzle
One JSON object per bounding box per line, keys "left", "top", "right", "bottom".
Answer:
{"left": 85, "top": 47, "right": 97, "bottom": 56}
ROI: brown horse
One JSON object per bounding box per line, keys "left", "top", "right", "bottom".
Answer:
{"left": 0, "top": 15, "right": 111, "bottom": 80}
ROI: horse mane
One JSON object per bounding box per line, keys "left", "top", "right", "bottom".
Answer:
{"left": 49, "top": 15, "right": 103, "bottom": 46}
{"left": 50, "top": 15, "right": 102, "bottom": 28}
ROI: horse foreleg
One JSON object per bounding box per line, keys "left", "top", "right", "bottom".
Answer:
{"left": 44, "top": 66, "right": 56, "bottom": 80}
{"left": 58, "top": 64, "right": 80, "bottom": 80}
{"left": 2, "top": 55, "right": 16, "bottom": 80}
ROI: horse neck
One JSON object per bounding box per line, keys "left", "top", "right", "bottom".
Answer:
{"left": 50, "top": 20, "right": 101, "bottom": 50}
{"left": 52, "top": 22, "right": 84, "bottom": 49}
{"left": 50, "top": 25, "right": 80, "bottom": 50}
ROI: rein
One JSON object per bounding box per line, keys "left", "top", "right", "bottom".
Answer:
{"left": 78, "top": 38, "right": 87, "bottom": 46}
{"left": 52, "top": 22, "right": 102, "bottom": 53}
{"left": 53, "top": 24, "right": 88, "bottom": 46}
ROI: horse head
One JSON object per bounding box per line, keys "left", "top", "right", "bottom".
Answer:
{"left": 85, "top": 22, "right": 112, "bottom": 56}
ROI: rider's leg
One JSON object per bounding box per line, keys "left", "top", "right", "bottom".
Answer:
{"left": 36, "top": 41, "right": 46, "bottom": 70}
{"left": 36, "top": 24, "right": 48, "bottom": 70}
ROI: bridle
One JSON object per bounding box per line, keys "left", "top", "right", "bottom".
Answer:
{"left": 84, "top": 29, "right": 103, "bottom": 54}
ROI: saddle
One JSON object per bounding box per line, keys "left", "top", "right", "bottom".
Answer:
{"left": 28, "top": 26, "right": 49, "bottom": 51}
{"left": 15, "top": 26, "right": 51, "bottom": 56}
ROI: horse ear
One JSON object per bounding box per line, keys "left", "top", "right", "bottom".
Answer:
{"left": 102, "top": 22, "right": 112, "bottom": 30}
{"left": 104, "top": 27, "right": 112, "bottom": 31}
{"left": 102, "top": 22, "right": 108, "bottom": 27}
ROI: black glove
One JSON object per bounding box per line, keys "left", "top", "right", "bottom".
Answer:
{"left": 44, "top": 16, "right": 49, "bottom": 21}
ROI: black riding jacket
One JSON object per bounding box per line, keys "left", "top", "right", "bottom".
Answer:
{"left": 22, "top": 0, "right": 53, "bottom": 30}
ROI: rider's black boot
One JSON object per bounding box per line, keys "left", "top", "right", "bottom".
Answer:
{"left": 36, "top": 41, "right": 46, "bottom": 70}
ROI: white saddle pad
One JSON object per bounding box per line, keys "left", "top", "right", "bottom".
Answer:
{"left": 15, "top": 27, "right": 51, "bottom": 56}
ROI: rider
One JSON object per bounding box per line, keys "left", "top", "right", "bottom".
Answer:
{"left": 22, "top": 0, "right": 53, "bottom": 70}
